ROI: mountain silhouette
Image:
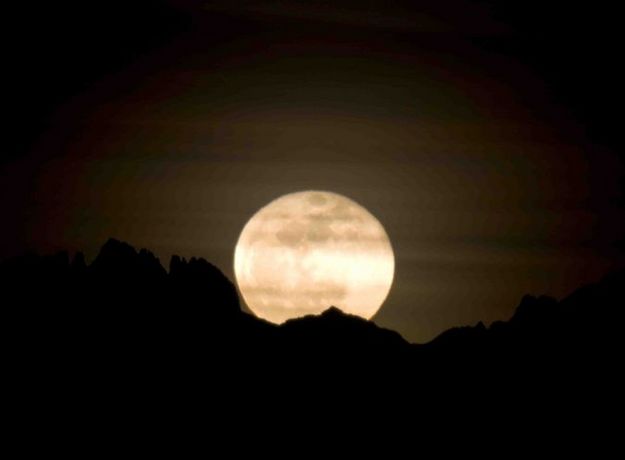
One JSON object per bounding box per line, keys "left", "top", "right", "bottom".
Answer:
{"left": 2, "top": 238, "right": 622, "bottom": 427}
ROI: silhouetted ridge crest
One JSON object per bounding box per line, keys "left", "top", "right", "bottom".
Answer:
{"left": 90, "top": 238, "right": 167, "bottom": 281}
{"left": 280, "top": 305, "right": 409, "bottom": 357}
{"left": 0, "top": 239, "right": 242, "bottom": 334}
{"left": 320, "top": 306, "right": 351, "bottom": 319}
{"left": 169, "top": 254, "right": 240, "bottom": 316}
{"left": 1, "top": 238, "right": 623, "bottom": 391}
{"left": 510, "top": 294, "right": 559, "bottom": 328}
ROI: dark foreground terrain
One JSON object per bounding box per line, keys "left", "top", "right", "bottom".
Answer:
{"left": 3, "top": 239, "right": 623, "bottom": 444}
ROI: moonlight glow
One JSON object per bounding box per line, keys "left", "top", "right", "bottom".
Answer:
{"left": 234, "top": 191, "right": 395, "bottom": 323}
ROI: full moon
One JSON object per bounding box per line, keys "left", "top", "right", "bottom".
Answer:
{"left": 234, "top": 190, "right": 395, "bottom": 323}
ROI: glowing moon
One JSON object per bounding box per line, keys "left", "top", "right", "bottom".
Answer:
{"left": 234, "top": 190, "right": 395, "bottom": 323}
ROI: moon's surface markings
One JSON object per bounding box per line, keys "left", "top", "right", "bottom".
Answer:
{"left": 234, "top": 190, "right": 395, "bottom": 323}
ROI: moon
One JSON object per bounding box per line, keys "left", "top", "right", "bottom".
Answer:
{"left": 234, "top": 190, "right": 395, "bottom": 323}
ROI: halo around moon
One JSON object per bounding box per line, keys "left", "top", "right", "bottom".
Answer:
{"left": 234, "top": 190, "right": 395, "bottom": 323}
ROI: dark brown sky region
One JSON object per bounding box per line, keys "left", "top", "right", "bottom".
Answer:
{"left": 3, "top": 1, "right": 624, "bottom": 342}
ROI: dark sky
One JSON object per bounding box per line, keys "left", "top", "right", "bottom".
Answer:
{"left": 3, "top": 1, "right": 624, "bottom": 342}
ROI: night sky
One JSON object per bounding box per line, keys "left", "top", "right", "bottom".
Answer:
{"left": 3, "top": 1, "right": 624, "bottom": 342}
